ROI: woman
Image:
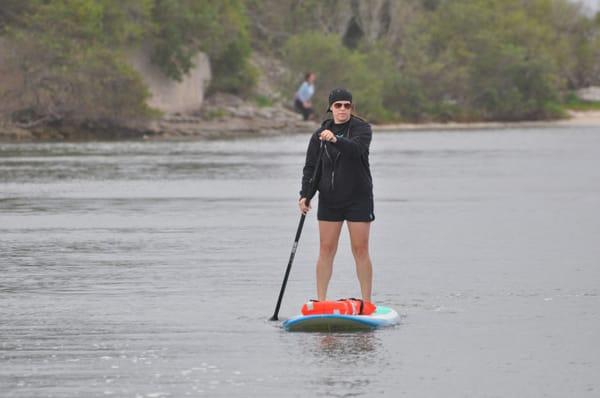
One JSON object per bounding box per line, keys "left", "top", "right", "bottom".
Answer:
{"left": 293, "top": 72, "right": 316, "bottom": 121}
{"left": 299, "top": 88, "right": 375, "bottom": 303}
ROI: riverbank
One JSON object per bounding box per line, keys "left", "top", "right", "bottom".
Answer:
{"left": 374, "top": 110, "right": 600, "bottom": 132}
{"left": 0, "top": 92, "right": 316, "bottom": 142}
{"left": 2, "top": 110, "right": 600, "bottom": 143}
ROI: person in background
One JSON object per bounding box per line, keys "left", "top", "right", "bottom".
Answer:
{"left": 294, "top": 72, "right": 316, "bottom": 121}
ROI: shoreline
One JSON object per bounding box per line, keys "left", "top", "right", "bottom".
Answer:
{"left": 1, "top": 110, "right": 599, "bottom": 143}
{"left": 373, "top": 111, "right": 600, "bottom": 132}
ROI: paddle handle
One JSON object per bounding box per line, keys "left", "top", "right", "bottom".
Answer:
{"left": 269, "top": 212, "right": 307, "bottom": 321}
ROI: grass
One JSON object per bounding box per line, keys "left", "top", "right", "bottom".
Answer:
{"left": 254, "top": 94, "right": 273, "bottom": 108}
{"left": 203, "top": 108, "right": 230, "bottom": 120}
{"left": 563, "top": 93, "right": 600, "bottom": 111}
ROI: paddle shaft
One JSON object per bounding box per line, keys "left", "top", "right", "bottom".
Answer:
{"left": 270, "top": 211, "right": 308, "bottom": 321}
{"left": 270, "top": 140, "right": 324, "bottom": 321}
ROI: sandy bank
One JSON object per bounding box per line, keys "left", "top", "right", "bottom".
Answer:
{"left": 373, "top": 111, "right": 600, "bottom": 132}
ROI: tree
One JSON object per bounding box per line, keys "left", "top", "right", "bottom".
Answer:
{"left": 148, "top": 0, "right": 255, "bottom": 93}
{"left": 395, "top": 0, "right": 573, "bottom": 120}
{"left": 0, "top": 0, "right": 256, "bottom": 128}
{"left": 1, "top": 0, "right": 154, "bottom": 127}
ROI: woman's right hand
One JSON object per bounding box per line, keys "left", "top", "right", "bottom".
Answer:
{"left": 299, "top": 197, "right": 311, "bottom": 214}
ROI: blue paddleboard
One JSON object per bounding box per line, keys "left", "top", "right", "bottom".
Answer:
{"left": 283, "top": 306, "right": 399, "bottom": 332}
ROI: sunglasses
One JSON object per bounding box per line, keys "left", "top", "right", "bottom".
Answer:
{"left": 332, "top": 102, "right": 352, "bottom": 110}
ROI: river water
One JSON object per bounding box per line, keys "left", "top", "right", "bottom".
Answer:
{"left": 1, "top": 127, "right": 599, "bottom": 397}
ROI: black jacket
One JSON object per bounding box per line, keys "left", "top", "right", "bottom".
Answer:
{"left": 300, "top": 115, "right": 373, "bottom": 207}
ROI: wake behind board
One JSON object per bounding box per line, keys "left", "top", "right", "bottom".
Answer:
{"left": 283, "top": 306, "right": 399, "bottom": 332}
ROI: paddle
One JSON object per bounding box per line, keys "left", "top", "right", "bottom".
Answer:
{"left": 270, "top": 141, "right": 324, "bottom": 321}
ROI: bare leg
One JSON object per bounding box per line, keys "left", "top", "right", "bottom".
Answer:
{"left": 347, "top": 221, "right": 373, "bottom": 302}
{"left": 317, "top": 221, "right": 343, "bottom": 301}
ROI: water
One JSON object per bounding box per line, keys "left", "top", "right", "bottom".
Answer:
{"left": 1, "top": 127, "right": 599, "bottom": 397}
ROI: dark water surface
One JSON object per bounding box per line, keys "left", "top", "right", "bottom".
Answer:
{"left": 1, "top": 127, "right": 599, "bottom": 397}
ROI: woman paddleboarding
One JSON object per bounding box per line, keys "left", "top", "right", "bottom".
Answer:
{"left": 299, "top": 88, "right": 375, "bottom": 303}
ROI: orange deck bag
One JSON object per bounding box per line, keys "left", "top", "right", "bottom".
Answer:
{"left": 301, "top": 299, "right": 376, "bottom": 316}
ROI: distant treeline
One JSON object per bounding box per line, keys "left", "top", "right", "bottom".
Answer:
{"left": 0, "top": 0, "right": 254, "bottom": 127}
{"left": 1, "top": 0, "right": 599, "bottom": 127}
{"left": 250, "top": 0, "right": 600, "bottom": 122}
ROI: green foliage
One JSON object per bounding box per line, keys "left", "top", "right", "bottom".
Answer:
{"left": 74, "top": 49, "right": 157, "bottom": 122}
{"left": 283, "top": 33, "right": 394, "bottom": 122}
{"left": 395, "top": 0, "right": 576, "bottom": 121}
{"left": 2, "top": 0, "right": 599, "bottom": 128}
{"left": 255, "top": 0, "right": 600, "bottom": 122}
{"left": 147, "top": 0, "right": 254, "bottom": 92}
{"left": 1, "top": 0, "right": 156, "bottom": 127}
{"left": 245, "top": 0, "right": 333, "bottom": 52}
{"left": 0, "top": 0, "right": 40, "bottom": 32}
{"left": 99, "top": 0, "right": 153, "bottom": 45}
{"left": 209, "top": 38, "right": 258, "bottom": 95}
{"left": 563, "top": 92, "right": 600, "bottom": 111}
{"left": 148, "top": 0, "right": 219, "bottom": 81}
{"left": 254, "top": 94, "right": 273, "bottom": 108}
{"left": 207, "top": 1, "right": 257, "bottom": 95}
{"left": 203, "top": 108, "right": 230, "bottom": 120}
{"left": 1, "top": 0, "right": 255, "bottom": 128}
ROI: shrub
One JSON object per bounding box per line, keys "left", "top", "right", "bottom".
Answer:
{"left": 283, "top": 33, "right": 395, "bottom": 122}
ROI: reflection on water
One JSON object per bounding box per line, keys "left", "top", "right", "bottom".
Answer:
{"left": 315, "top": 333, "right": 379, "bottom": 358}
{"left": 2, "top": 128, "right": 600, "bottom": 397}
{"left": 290, "top": 332, "right": 385, "bottom": 398}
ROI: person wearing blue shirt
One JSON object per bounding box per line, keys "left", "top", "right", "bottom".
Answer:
{"left": 294, "top": 72, "right": 316, "bottom": 120}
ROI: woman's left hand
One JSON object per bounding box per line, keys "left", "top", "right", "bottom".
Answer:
{"left": 319, "top": 129, "right": 337, "bottom": 143}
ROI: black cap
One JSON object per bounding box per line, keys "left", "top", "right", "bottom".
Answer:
{"left": 326, "top": 88, "right": 352, "bottom": 112}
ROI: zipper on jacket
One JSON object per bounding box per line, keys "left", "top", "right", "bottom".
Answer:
{"left": 324, "top": 121, "right": 351, "bottom": 192}
{"left": 331, "top": 125, "right": 349, "bottom": 191}
{"left": 331, "top": 170, "right": 335, "bottom": 191}
{"left": 323, "top": 144, "right": 334, "bottom": 192}
{"left": 331, "top": 152, "right": 341, "bottom": 191}
{"left": 329, "top": 124, "right": 349, "bottom": 192}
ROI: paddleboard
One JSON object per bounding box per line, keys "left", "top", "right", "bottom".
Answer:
{"left": 283, "top": 305, "right": 399, "bottom": 332}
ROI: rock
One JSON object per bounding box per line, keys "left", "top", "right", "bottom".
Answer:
{"left": 256, "top": 108, "right": 274, "bottom": 118}
{"left": 576, "top": 86, "right": 600, "bottom": 102}
{"left": 0, "top": 124, "right": 33, "bottom": 141}
{"left": 203, "top": 93, "right": 246, "bottom": 108}
{"left": 127, "top": 47, "right": 211, "bottom": 114}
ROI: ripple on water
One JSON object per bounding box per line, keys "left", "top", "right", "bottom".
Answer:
{"left": 2, "top": 129, "right": 600, "bottom": 397}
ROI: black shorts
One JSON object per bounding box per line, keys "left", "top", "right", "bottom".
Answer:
{"left": 317, "top": 197, "right": 375, "bottom": 222}
{"left": 294, "top": 99, "right": 313, "bottom": 121}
